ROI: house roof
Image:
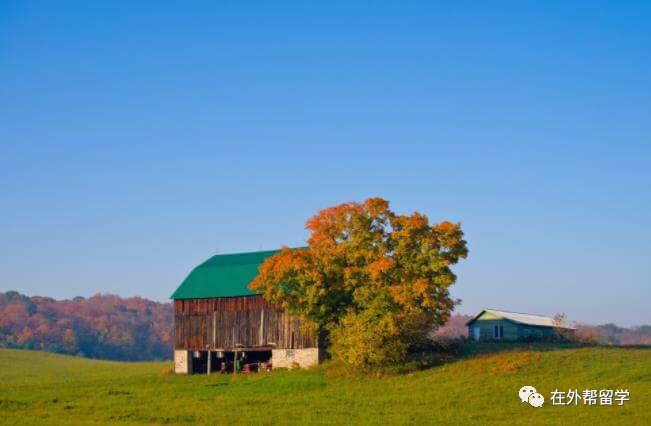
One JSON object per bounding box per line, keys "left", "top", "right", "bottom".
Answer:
{"left": 466, "top": 309, "right": 575, "bottom": 329}
{"left": 171, "top": 249, "right": 280, "bottom": 300}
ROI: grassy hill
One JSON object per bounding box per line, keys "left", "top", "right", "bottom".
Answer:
{"left": 0, "top": 346, "right": 649, "bottom": 425}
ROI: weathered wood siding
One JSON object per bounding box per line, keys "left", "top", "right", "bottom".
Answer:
{"left": 174, "top": 295, "right": 316, "bottom": 350}
{"left": 518, "top": 324, "right": 556, "bottom": 339}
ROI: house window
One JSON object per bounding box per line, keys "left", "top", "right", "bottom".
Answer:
{"left": 494, "top": 325, "right": 504, "bottom": 339}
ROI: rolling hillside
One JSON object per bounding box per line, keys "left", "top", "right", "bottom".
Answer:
{"left": 1, "top": 346, "right": 649, "bottom": 425}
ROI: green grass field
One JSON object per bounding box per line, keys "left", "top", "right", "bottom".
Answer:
{"left": 1, "top": 346, "right": 649, "bottom": 425}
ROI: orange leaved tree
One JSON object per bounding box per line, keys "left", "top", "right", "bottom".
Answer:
{"left": 249, "top": 198, "right": 468, "bottom": 367}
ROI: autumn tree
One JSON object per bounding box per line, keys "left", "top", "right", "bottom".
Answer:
{"left": 553, "top": 312, "right": 576, "bottom": 342}
{"left": 249, "top": 198, "right": 468, "bottom": 367}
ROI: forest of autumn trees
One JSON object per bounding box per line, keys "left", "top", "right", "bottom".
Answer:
{"left": 1, "top": 291, "right": 648, "bottom": 361}
{"left": 0, "top": 291, "right": 173, "bottom": 360}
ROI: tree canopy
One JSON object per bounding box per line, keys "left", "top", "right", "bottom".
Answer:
{"left": 250, "top": 198, "right": 468, "bottom": 367}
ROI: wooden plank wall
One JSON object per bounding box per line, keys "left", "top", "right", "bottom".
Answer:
{"left": 174, "top": 295, "right": 316, "bottom": 350}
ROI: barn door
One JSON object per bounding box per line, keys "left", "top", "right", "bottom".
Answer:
{"left": 473, "top": 327, "right": 480, "bottom": 342}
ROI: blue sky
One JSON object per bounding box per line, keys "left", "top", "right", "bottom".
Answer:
{"left": 1, "top": 1, "right": 649, "bottom": 326}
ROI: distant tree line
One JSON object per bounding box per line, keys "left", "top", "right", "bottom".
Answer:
{"left": 0, "top": 291, "right": 173, "bottom": 361}
{"left": 574, "top": 323, "right": 651, "bottom": 346}
{"left": 1, "top": 289, "right": 647, "bottom": 362}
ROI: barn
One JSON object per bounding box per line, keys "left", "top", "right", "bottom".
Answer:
{"left": 465, "top": 309, "right": 575, "bottom": 342}
{"left": 171, "top": 249, "right": 321, "bottom": 374}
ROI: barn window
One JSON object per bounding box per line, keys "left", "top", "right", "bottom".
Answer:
{"left": 494, "top": 325, "right": 499, "bottom": 338}
{"left": 499, "top": 325, "right": 504, "bottom": 339}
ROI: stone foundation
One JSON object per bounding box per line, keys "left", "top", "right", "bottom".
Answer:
{"left": 174, "top": 348, "right": 321, "bottom": 373}
{"left": 174, "top": 350, "right": 190, "bottom": 374}
{"left": 271, "top": 348, "right": 320, "bottom": 369}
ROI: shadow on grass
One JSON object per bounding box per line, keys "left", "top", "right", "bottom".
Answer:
{"left": 456, "top": 340, "right": 650, "bottom": 357}
{"left": 331, "top": 340, "right": 651, "bottom": 377}
{"left": 457, "top": 341, "right": 587, "bottom": 357}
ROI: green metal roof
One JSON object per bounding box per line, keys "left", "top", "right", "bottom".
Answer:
{"left": 171, "top": 249, "right": 280, "bottom": 299}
